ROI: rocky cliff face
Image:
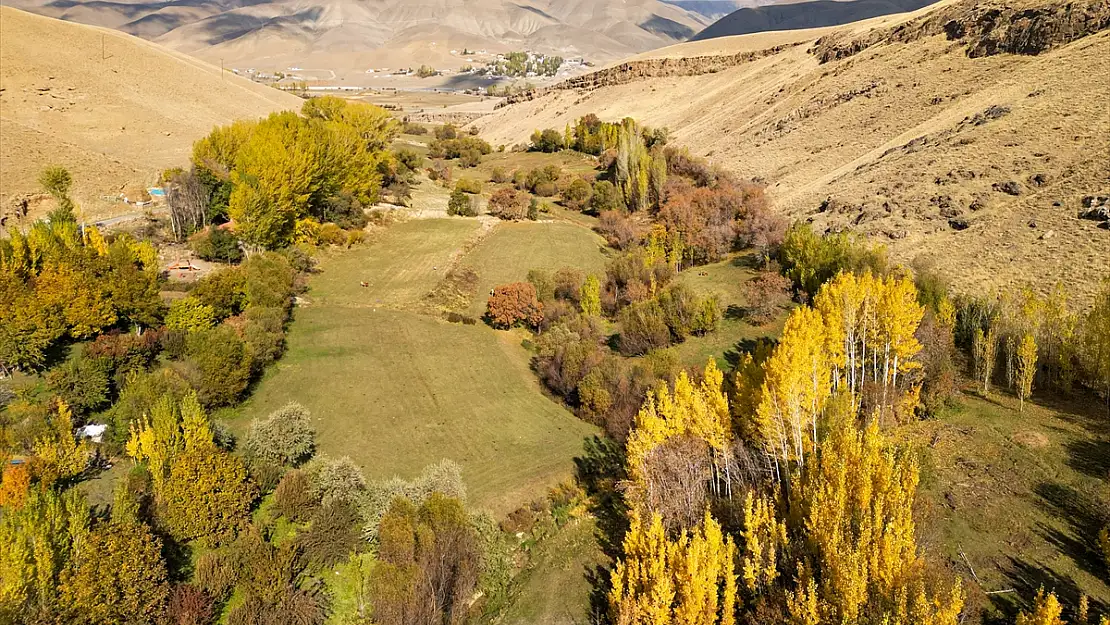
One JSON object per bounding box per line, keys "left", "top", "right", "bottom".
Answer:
{"left": 499, "top": 43, "right": 801, "bottom": 107}
{"left": 813, "top": 0, "right": 1110, "bottom": 62}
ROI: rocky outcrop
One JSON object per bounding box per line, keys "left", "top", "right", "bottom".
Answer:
{"left": 812, "top": 0, "right": 1110, "bottom": 62}
{"left": 498, "top": 43, "right": 802, "bottom": 107}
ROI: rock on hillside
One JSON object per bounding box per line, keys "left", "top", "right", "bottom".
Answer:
{"left": 0, "top": 7, "right": 302, "bottom": 228}
{"left": 472, "top": 0, "right": 1110, "bottom": 301}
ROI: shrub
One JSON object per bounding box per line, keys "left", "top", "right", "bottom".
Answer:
{"left": 319, "top": 191, "right": 369, "bottom": 230}
{"left": 562, "top": 178, "right": 592, "bottom": 210}
{"left": 183, "top": 326, "right": 253, "bottom": 407}
{"left": 529, "top": 128, "right": 564, "bottom": 152}
{"left": 619, "top": 300, "right": 672, "bottom": 356}
{"left": 416, "top": 64, "right": 437, "bottom": 78}
{"left": 242, "top": 252, "right": 296, "bottom": 309}
{"left": 168, "top": 584, "right": 216, "bottom": 625}
{"left": 274, "top": 469, "right": 319, "bottom": 522}
{"left": 401, "top": 122, "right": 427, "bottom": 135}
{"left": 191, "top": 227, "right": 242, "bottom": 263}
{"left": 394, "top": 148, "right": 423, "bottom": 173}
{"left": 778, "top": 223, "right": 888, "bottom": 299}
{"left": 527, "top": 198, "right": 540, "bottom": 220}
{"left": 194, "top": 551, "right": 235, "bottom": 603}
{"left": 487, "top": 188, "right": 528, "bottom": 220}
{"left": 317, "top": 222, "right": 347, "bottom": 246}
{"left": 435, "top": 124, "right": 458, "bottom": 140}
{"left": 295, "top": 500, "right": 363, "bottom": 569}
{"left": 447, "top": 189, "right": 478, "bottom": 217}
{"left": 512, "top": 169, "right": 527, "bottom": 190}
{"left": 490, "top": 167, "right": 509, "bottom": 184}
{"left": 527, "top": 269, "right": 555, "bottom": 302}
{"left": 244, "top": 402, "right": 316, "bottom": 467}
{"left": 459, "top": 149, "right": 482, "bottom": 168}
{"left": 428, "top": 136, "right": 491, "bottom": 160}
{"left": 427, "top": 161, "right": 452, "bottom": 185}
{"left": 533, "top": 181, "right": 557, "bottom": 197}
{"left": 740, "top": 271, "right": 792, "bottom": 325}
{"left": 165, "top": 297, "right": 218, "bottom": 333}
{"left": 239, "top": 306, "right": 286, "bottom": 368}
{"left": 597, "top": 210, "right": 640, "bottom": 249}
{"left": 305, "top": 456, "right": 367, "bottom": 506}
{"left": 455, "top": 178, "right": 482, "bottom": 194}
{"left": 590, "top": 180, "right": 623, "bottom": 213}
{"left": 553, "top": 267, "right": 584, "bottom": 303}
{"left": 192, "top": 267, "right": 247, "bottom": 319}
{"left": 46, "top": 356, "right": 110, "bottom": 415}
{"left": 487, "top": 282, "right": 544, "bottom": 329}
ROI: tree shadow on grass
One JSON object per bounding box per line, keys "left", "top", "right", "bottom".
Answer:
{"left": 722, "top": 337, "right": 777, "bottom": 370}
{"left": 1033, "top": 481, "right": 1110, "bottom": 584}
{"left": 988, "top": 556, "right": 1109, "bottom": 625}
{"left": 575, "top": 435, "right": 628, "bottom": 625}
{"left": 1065, "top": 437, "right": 1110, "bottom": 479}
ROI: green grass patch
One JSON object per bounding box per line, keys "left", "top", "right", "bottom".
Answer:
{"left": 310, "top": 218, "right": 481, "bottom": 308}
{"left": 497, "top": 515, "right": 609, "bottom": 625}
{"left": 233, "top": 219, "right": 598, "bottom": 517}
{"left": 904, "top": 391, "right": 1110, "bottom": 618}
{"left": 672, "top": 254, "right": 786, "bottom": 369}
{"left": 462, "top": 221, "right": 611, "bottom": 317}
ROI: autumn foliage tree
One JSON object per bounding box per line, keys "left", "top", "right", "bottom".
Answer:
{"left": 486, "top": 282, "right": 544, "bottom": 329}
{"left": 127, "top": 392, "right": 256, "bottom": 544}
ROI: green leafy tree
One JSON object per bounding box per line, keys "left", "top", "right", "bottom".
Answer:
{"left": 184, "top": 326, "right": 253, "bottom": 407}
{"left": 580, "top": 275, "right": 602, "bottom": 317}
{"left": 165, "top": 297, "right": 217, "bottom": 333}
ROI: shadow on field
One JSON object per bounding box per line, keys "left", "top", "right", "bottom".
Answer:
{"left": 575, "top": 435, "right": 629, "bottom": 622}
{"left": 1066, "top": 437, "right": 1110, "bottom": 479}
{"left": 723, "top": 337, "right": 776, "bottom": 369}
{"left": 992, "top": 556, "right": 1108, "bottom": 623}
{"left": 1033, "top": 481, "right": 1110, "bottom": 582}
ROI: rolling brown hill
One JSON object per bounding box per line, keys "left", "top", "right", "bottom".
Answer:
{"left": 473, "top": 0, "right": 1110, "bottom": 300}
{"left": 0, "top": 7, "right": 302, "bottom": 228}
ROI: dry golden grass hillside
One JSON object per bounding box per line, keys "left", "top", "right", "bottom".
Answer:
{"left": 473, "top": 0, "right": 1110, "bottom": 300}
{"left": 0, "top": 7, "right": 302, "bottom": 227}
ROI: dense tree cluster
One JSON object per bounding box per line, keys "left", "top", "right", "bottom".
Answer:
{"left": 191, "top": 97, "right": 398, "bottom": 249}
{"left": 0, "top": 214, "right": 162, "bottom": 375}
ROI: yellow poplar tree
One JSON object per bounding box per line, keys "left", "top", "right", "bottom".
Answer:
{"left": 33, "top": 400, "right": 89, "bottom": 488}
{"left": 610, "top": 510, "right": 737, "bottom": 625}
{"left": 625, "top": 361, "right": 732, "bottom": 513}
{"left": 1016, "top": 333, "right": 1038, "bottom": 412}
{"left": 754, "top": 305, "right": 830, "bottom": 470}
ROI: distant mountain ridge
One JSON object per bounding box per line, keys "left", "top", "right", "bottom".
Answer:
{"left": 7, "top": 0, "right": 714, "bottom": 73}
{"left": 691, "top": 0, "right": 941, "bottom": 40}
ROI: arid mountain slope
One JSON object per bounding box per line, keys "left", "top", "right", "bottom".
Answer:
{"left": 9, "top": 0, "right": 713, "bottom": 73}
{"left": 0, "top": 7, "right": 302, "bottom": 227}
{"left": 473, "top": 0, "right": 1110, "bottom": 300}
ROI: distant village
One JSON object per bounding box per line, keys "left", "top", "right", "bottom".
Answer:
{"left": 229, "top": 49, "right": 589, "bottom": 95}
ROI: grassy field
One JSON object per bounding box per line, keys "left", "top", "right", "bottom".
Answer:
{"left": 907, "top": 390, "right": 1110, "bottom": 620}
{"left": 497, "top": 516, "right": 609, "bottom": 625}
{"left": 671, "top": 254, "right": 787, "bottom": 369}
{"left": 461, "top": 221, "right": 611, "bottom": 317}
{"left": 232, "top": 218, "right": 598, "bottom": 516}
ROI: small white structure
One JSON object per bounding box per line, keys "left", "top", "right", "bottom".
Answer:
{"left": 78, "top": 423, "right": 107, "bottom": 443}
